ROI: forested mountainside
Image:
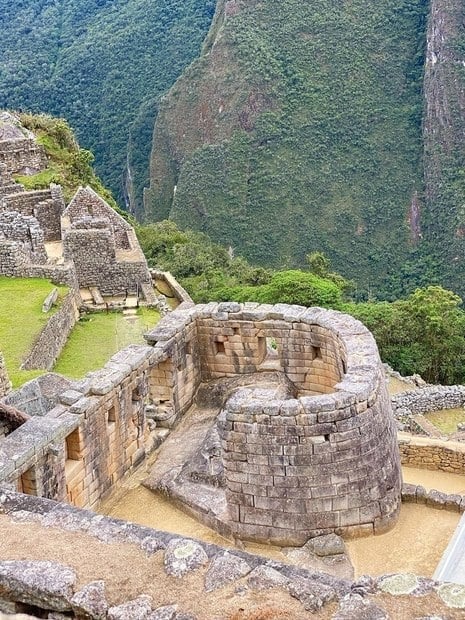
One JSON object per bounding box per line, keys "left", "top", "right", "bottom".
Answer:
{"left": 144, "top": 0, "right": 465, "bottom": 299}
{"left": 422, "top": 0, "right": 465, "bottom": 295}
{"left": 3, "top": 0, "right": 465, "bottom": 299}
{"left": 0, "top": 0, "right": 215, "bottom": 211}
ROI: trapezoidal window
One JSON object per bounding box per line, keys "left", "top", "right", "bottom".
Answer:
{"left": 65, "top": 428, "right": 84, "bottom": 484}
{"left": 19, "top": 466, "right": 38, "bottom": 496}
{"left": 106, "top": 405, "right": 116, "bottom": 431}
{"left": 311, "top": 346, "right": 322, "bottom": 360}
{"left": 214, "top": 340, "right": 226, "bottom": 355}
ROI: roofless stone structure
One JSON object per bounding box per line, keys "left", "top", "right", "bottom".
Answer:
{"left": 145, "top": 302, "right": 402, "bottom": 544}
{"left": 0, "top": 302, "right": 401, "bottom": 546}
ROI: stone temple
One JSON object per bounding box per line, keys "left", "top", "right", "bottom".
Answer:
{"left": 143, "top": 301, "right": 403, "bottom": 546}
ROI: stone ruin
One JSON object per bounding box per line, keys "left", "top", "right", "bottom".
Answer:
{"left": 0, "top": 112, "right": 154, "bottom": 302}
{"left": 0, "top": 302, "right": 402, "bottom": 545}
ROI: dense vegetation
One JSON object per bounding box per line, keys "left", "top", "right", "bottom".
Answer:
{"left": 16, "top": 113, "right": 119, "bottom": 207}
{"left": 0, "top": 0, "right": 215, "bottom": 210}
{"left": 146, "top": 0, "right": 428, "bottom": 298}
{"left": 138, "top": 220, "right": 465, "bottom": 384}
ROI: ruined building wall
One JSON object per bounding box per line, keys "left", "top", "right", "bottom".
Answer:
{"left": 146, "top": 303, "right": 402, "bottom": 544}
{"left": 0, "top": 139, "right": 47, "bottom": 175}
{"left": 0, "top": 240, "right": 30, "bottom": 276}
{"left": 0, "top": 211, "right": 47, "bottom": 264}
{"left": 1, "top": 185, "right": 65, "bottom": 241}
{"left": 64, "top": 186, "right": 132, "bottom": 249}
{"left": 0, "top": 303, "right": 401, "bottom": 543}
{"left": 63, "top": 227, "right": 151, "bottom": 295}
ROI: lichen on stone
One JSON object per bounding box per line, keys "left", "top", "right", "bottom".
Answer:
{"left": 437, "top": 582, "right": 465, "bottom": 608}
{"left": 378, "top": 573, "right": 419, "bottom": 595}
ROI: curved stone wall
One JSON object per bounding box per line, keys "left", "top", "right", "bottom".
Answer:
{"left": 217, "top": 305, "right": 401, "bottom": 545}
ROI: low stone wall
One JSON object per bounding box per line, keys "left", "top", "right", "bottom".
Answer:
{"left": 151, "top": 269, "right": 194, "bottom": 305}
{"left": 402, "top": 482, "right": 465, "bottom": 512}
{"left": 21, "top": 289, "right": 81, "bottom": 371}
{"left": 0, "top": 353, "right": 11, "bottom": 399}
{"left": 392, "top": 385, "right": 465, "bottom": 415}
{"left": 399, "top": 433, "right": 465, "bottom": 473}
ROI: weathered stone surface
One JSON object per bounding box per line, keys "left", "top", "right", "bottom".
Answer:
{"left": 204, "top": 553, "right": 251, "bottom": 592}
{"left": 246, "top": 566, "right": 288, "bottom": 590}
{"left": 107, "top": 595, "right": 153, "bottom": 620}
{"left": 436, "top": 582, "right": 465, "bottom": 608}
{"left": 378, "top": 573, "right": 419, "bottom": 595}
{"left": 0, "top": 561, "right": 76, "bottom": 611}
{"left": 332, "top": 593, "right": 388, "bottom": 619}
{"left": 308, "top": 534, "right": 346, "bottom": 557}
{"left": 164, "top": 539, "right": 209, "bottom": 578}
{"left": 148, "top": 605, "right": 178, "bottom": 620}
{"left": 287, "top": 576, "right": 336, "bottom": 612}
{"left": 71, "top": 580, "right": 108, "bottom": 619}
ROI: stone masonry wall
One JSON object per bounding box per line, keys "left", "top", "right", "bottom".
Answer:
{"left": 0, "top": 303, "right": 401, "bottom": 544}
{"left": 64, "top": 186, "right": 131, "bottom": 249}
{"left": 0, "top": 139, "right": 47, "bottom": 175}
{"left": 1, "top": 185, "right": 65, "bottom": 241}
{"left": 0, "top": 346, "right": 158, "bottom": 509}
{"left": 146, "top": 303, "right": 402, "bottom": 545}
{"left": 399, "top": 433, "right": 465, "bottom": 474}
{"left": 21, "top": 288, "right": 81, "bottom": 371}
{"left": 0, "top": 241, "right": 29, "bottom": 276}
{"left": 392, "top": 385, "right": 465, "bottom": 415}
{"left": 0, "top": 210, "right": 47, "bottom": 264}
{"left": 0, "top": 352, "right": 11, "bottom": 399}
{"left": 63, "top": 228, "right": 151, "bottom": 295}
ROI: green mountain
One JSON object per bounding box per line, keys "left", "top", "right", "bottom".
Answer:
{"left": 0, "top": 0, "right": 215, "bottom": 210}
{"left": 144, "top": 0, "right": 429, "bottom": 298}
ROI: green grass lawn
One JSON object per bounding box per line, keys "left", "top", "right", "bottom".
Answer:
{"left": 53, "top": 308, "right": 161, "bottom": 379}
{"left": 0, "top": 277, "right": 68, "bottom": 387}
{"left": 424, "top": 409, "right": 465, "bottom": 435}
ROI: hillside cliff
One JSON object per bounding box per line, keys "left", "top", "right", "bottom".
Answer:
{"left": 422, "top": 0, "right": 465, "bottom": 292}
{"left": 145, "top": 0, "right": 427, "bottom": 296}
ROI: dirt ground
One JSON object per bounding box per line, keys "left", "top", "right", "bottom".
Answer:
{"left": 1, "top": 514, "right": 465, "bottom": 619}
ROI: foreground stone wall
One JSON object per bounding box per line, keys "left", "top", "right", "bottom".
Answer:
{"left": 1, "top": 491, "right": 464, "bottom": 620}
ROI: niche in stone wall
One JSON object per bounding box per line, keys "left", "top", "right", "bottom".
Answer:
{"left": 18, "top": 465, "right": 38, "bottom": 496}
{"left": 213, "top": 339, "right": 226, "bottom": 355}
{"left": 64, "top": 428, "right": 84, "bottom": 494}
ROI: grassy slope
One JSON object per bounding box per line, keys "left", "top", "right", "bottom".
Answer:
{"left": 0, "top": 0, "right": 216, "bottom": 211}
{"left": 53, "top": 308, "right": 160, "bottom": 379}
{"left": 0, "top": 277, "right": 68, "bottom": 387}
{"left": 147, "top": 0, "right": 427, "bottom": 298}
